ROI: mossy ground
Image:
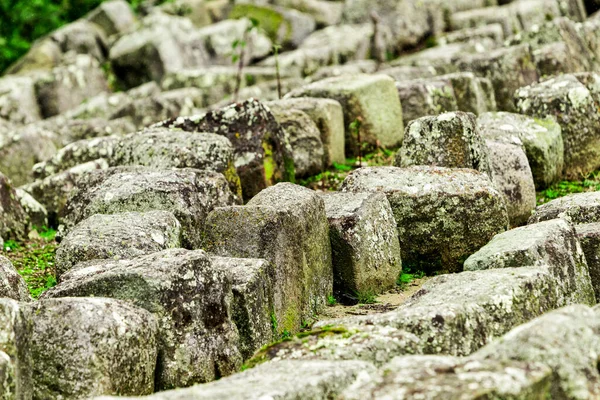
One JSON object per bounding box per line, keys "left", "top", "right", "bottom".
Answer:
{"left": 2, "top": 228, "right": 57, "bottom": 298}
{"left": 537, "top": 170, "right": 600, "bottom": 205}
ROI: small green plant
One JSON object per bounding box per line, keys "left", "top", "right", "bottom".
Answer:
{"left": 270, "top": 312, "right": 278, "bottom": 334}
{"left": 280, "top": 330, "right": 291, "bottom": 340}
{"left": 327, "top": 295, "right": 337, "bottom": 306}
{"left": 3, "top": 240, "right": 20, "bottom": 252}
{"left": 273, "top": 43, "right": 282, "bottom": 99}
{"left": 537, "top": 171, "right": 600, "bottom": 205}
{"left": 232, "top": 17, "right": 260, "bottom": 102}
{"left": 397, "top": 266, "right": 426, "bottom": 290}
{"left": 356, "top": 289, "right": 376, "bottom": 305}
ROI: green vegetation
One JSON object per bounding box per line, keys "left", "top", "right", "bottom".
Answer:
{"left": 326, "top": 294, "right": 337, "bottom": 306}
{"left": 356, "top": 289, "right": 376, "bottom": 305}
{"left": 298, "top": 148, "right": 395, "bottom": 191}
{"left": 536, "top": 171, "right": 600, "bottom": 205}
{"left": 0, "top": 0, "right": 171, "bottom": 74}
{"left": 396, "top": 266, "right": 426, "bottom": 290}
{"left": 2, "top": 227, "right": 57, "bottom": 298}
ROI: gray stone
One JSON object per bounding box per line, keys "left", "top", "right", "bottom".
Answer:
{"left": 440, "top": 72, "right": 497, "bottom": 115}
{"left": 96, "top": 360, "right": 376, "bottom": 400}
{"left": 576, "top": 223, "right": 600, "bottom": 302}
{"left": 274, "top": 0, "right": 343, "bottom": 27}
{"left": 341, "top": 166, "right": 508, "bottom": 273}
{"left": 158, "top": 0, "right": 212, "bottom": 27}
{"left": 194, "top": 18, "right": 272, "bottom": 65}
{"left": 47, "top": 20, "right": 108, "bottom": 63}
{"left": 287, "top": 74, "right": 404, "bottom": 156}
{"left": 478, "top": 112, "right": 564, "bottom": 189}
{"left": 486, "top": 139, "right": 536, "bottom": 226}
{"left": 44, "top": 249, "right": 243, "bottom": 390}
{"left": 0, "top": 173, "right": 29, "bottom": 242}
{"left": 0, "top": 257, "right": 30, "bottom": 302}
{"left": 109, "top": 13, "right": 209, "bottom": 88}
{"left": 377, "top": 65, "right": 438, "bottom": 81}
{"left": 0, "top": 125, "right": 57, "bottom": 186}
{"left": 515, "top": 73, "right": 600, "bottom": 179}
{"left": 320, "top": 192, "right": 401, "bottom": 296}
{"left": 0, "top": 299, "right": 33, "bottom": 399}
{"left": 229, "top": 3, "right": 316, "bottom": 49}
{"left": 23, "top": 159, "right": 110, "bottom": 223}
{"left": 395, "top": 78, "right": 458, "bottom": 126}
{"left": 4, "top": 39, "right": 62, "bottom": 76}
{"left": 113, "top": 128, "right": 242, "bottom": 199}
{"left": 474, "top": 305, "right": 600, "bottom": 399}
{"left": 395, "top": 112, "right": 492, "bottom": 178}
{"left": 59, "top": 167, "right": 236, "bottom": 249}
{"left": 532, "top": 41, "right": 584, "bottom": 78}
{"left": 15, "top": 189, "right": 48, "bottom": 230}
{"left": 161, "top": 66, "right": 281, "bottom": 107}
{"left": 311, "top": 60, "right": 380, "bottom": 81}
{"left": 55, "top": 211, "right": 182, "bottom": 278}
{"left": 155, "top": 99, "right": 294, "bottom": 200}
{"left": 268, "top": 266, "right": 577, "bottom": 364}
{"left": 439, "top": 23, "right": 505, "bottom": 46}
{"left": 211, "top": 257, "right": 274, "bottom": 361}
{"left": 342, "top": 356, "right": 553, "bottom": 399}
{"left": 30, "top": 297, "right": 158, "bottom": 399}
{"left": 87, "top": 0, "right": 136, "bottom": 36}
{"left": 530, "top": 191, "right": 600, "bottom": 224}
{"left": 456, "top": 44, "right": 539, "bottom": 112}
{"left": 265, "top": 97, "right": 345, "bottom": 166}
{"left": 36, "top": 116, "right": 137, "bottom": 147}
{"left": 204, "top": 183, "right": 332, "bottom": 334}
{"left": 449, "top": 5, "right": 521, "bottom": 37}
{"left": 34, "top": 54, "right": 109, "bottom": 118}
{"left": 268, "top": 108, "right": 324, "bottom": 178}
{"left": 32, "top": 136, "right": 118, "bottom": 180}
{"left": 464, "top": 218, "right": 596, "bottom": 305}
{"left": 0, "top": 75, "right": 42, "bottom": 124}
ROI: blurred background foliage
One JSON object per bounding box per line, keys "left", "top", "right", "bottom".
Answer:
{"left": 0, "top": 0, "right": 152, "bottom": 74}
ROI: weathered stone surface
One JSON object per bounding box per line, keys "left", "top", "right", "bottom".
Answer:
{"left": 45, "top": 249, "right": 243, "bottom": 390}
{"left": 0, "top": 299, "right": 33, "bottom": 399}
{"left": 109, "top": 13, "right": 209, "bottom": 88}
{"left": 96, "top": 360, "right": 376, "bottom": 400}
{"left": 156, "top": 99, "right": 294, "bottom": 200}
{"left": 0, "top": 257, "right": 30, "bottom": 302}
{"left": 34, "top": 54, "right": 109, "bottom": 118}
{"left": 464, "top": 218, "right": 596, "bottom": 305}
{"left": 576, "top": 223, "right": 600, "bottom": 302}
{"left": 211, "top": 257, "right": 274, "bottom": 361}
{"left": 0, "top": 173, "right": 29, "bottom": 242}
{"left": 268, "top": 108, "right": 324, "bottom": 178}
{"left": 32, "top": 136, "right": 119, "bottom": 180}
{"left": 0, "top": 75, "right": 42, "bottom": 124}
{"left": 341, "top": 166, "right": 508, "bottom": 273}
{"left": 60, "top": 167, "right": 236, "bottom": 249}
{"left": 456, "top": 44, "right": 539, "bottom": 112}
{"left": 320, "top": 192, "right": 401, "bottom": 296}
{"left": 486, "top": 139, "right": 536, "bottom": 226}
{"left": 4, "top": 39, "right": 62, "bottom": 76}
{"left": 161, "top": 66, "right": 281, "bottom": 106}
{"left": 55, "top": 211, "right": 182, "bottom": 278}
{"left": 229, "top": 3, "right": 316, "bottom": 49}
{"left": 378, "top": 65, "right": 437, "bottom": 81}
{"left": 440, "top": 72, "right": 497, "bottom": 115}
{"left": 158, "top": 0, "right": 212, "bottom": 27}
{"left": 395, "top": 112, "right": 492, "bottom": 178}
{"left": 478, "top": 112, "right": 564, "bottom": 189}
{"left": 274, "top": 0, "right": 343, "bottom": 27}
{"left": 87, "top": 0, "right": 136, "bottom": 36}
{"left": 287, "top": 74, "right": 404, "bottom": 155}
{"left": 30, "top": 297, "right": 158, "bottom": 399}
{"left": 204, "top": 183, "right": 332, "bottom": 334}
{"left": 267, "top": 266, "right": 577, "bottom": 365}
{"left": 113, "top": 128, "right": 241, "bottom": 198}
{"left": 265, "top": 97, "right": 345, "bottom": 166}
{"left": 46, "top": 20, "right": 108, "bottom": 63}
{"left": 23, "top": 159, "right": 109, "bottom": 224}
{"left": 36, "top": 116, "right": 136, "bottom": 147}
{"left": 533, "top": 41, "right": 584, "bottom": 78}
{"left": 0, "top": 125, "right": 57, "bottom": 187}
{"left": 195, "top": 18, "right": 272, "bottom": 65}
{"left": 311, "top": 60, "right": 380, "bottom": 81}
{"left": 439, "top": 23, "right": 505, "bottom": 46}
{"left": 342, "top": 356, "right": 553, "bottom": 400}
{"left": 474, "top": 305, "right": 600, "bottom": 399}
{"left": 395, "top": 78, "right": 458, "bottom": 126}
{"left": 530, "top": 191, "right": 600, "bottom": 224}
{"left": 449, "top": 5, "right": 521, "bottom": 37}
{"left": 15, "top": 188, "right": 48, "bottom": 229}
{"left": 515, "top": 73, "right": 600, "bottom": 179}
